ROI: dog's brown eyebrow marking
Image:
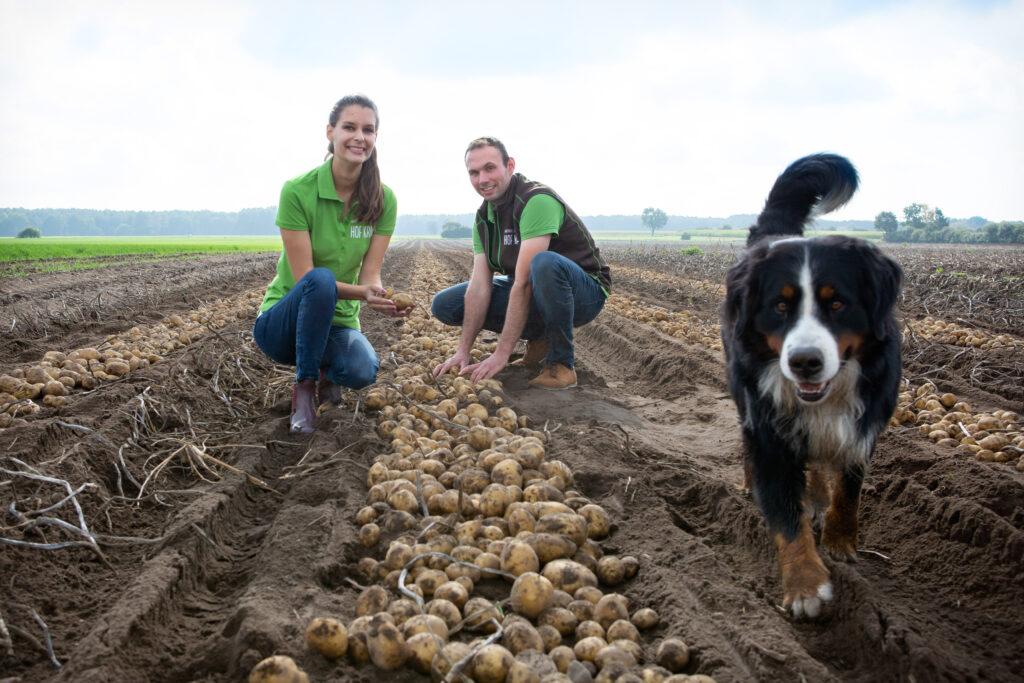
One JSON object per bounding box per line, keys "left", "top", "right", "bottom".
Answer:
{"left": 780, "top": 284, "right": 795, "bottom": 298}
{"left": 819, "top": 285, "right": 835, "bottom": 299}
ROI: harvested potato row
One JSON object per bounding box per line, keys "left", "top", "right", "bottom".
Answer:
{"left": 613, "top": 264, "right": 727, "bottom": 298}
{"left": 336, "top": 251, "right": 707, "bottom": 682}
{"left": 604, "top": 294, "right": 723, "bottom": 350}
{"left": 906, "top": 316, "right": 1022, "bottom": 351}
{"left": 0, "top": 288, "right": 265, "bottom": 430}
{"left": 889, "top": 380, "right": 1023, "bottom": 469}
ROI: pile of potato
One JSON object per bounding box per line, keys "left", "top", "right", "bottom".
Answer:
{"left": 269, "top": 252, "right": 711, "bottom": 683}
{"left": 604, "top": 295, "right": 722, "bottom": 351}
{"left": 0, "top": 289, "right": 263, "bottom": 429}
{"left": 905, "top": 316, "right": 1020, "bottom": 351}
{"left": 891, "top": 381, "right": 1023, "bottom": 471}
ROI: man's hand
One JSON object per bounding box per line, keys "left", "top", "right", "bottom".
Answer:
{"left": 433, "top": 350, "right": 472, "bottom": 378}
{"left": 462, "top": 349, "right": 511, "bottom": 383}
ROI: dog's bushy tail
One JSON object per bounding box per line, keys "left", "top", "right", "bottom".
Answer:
{"left": 747, "top": 153, "right": 858, "bottom": 245}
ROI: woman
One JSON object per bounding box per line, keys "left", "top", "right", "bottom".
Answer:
{"left": 254, "top": 94, "right": 411, "bottom": 435}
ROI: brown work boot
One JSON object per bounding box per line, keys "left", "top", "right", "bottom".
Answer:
{"left": 290, "top": 379, "right": 317, "bottom": 435}
{"left": 528, "top": 362, "right": 577, "bottom": 390}
{"left": 510, "top": 338, "right": 549, "bottom": 367}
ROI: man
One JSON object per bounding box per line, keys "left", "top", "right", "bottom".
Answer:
{"left": 431, "top": 137, "right": 610, "bottom": 389}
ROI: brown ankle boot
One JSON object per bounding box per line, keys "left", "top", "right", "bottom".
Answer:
{"left": 290, "top": 379, "right": 317, "bottom": 434}
{"left": 510, "top": 339, "right": 549, "bottom": 367}
{"left": 528, "top": 362, "right": 577, "bottom": 390}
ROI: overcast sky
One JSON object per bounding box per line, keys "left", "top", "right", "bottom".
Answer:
{"left": 1, "top": 0, "right": 1022, "bottom": 222}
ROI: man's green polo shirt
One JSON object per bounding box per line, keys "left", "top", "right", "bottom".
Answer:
{"left": 472, "top": 194, "right": 564, "bottom": 257}
{"left": 259, "top": 160, "right": 397, "bottom": 329}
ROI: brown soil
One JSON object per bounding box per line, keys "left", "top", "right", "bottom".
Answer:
{"left": 1, "top": 241, "right": 1022, "bottom": 683}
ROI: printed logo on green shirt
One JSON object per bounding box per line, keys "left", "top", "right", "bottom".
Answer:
{"left": 351, "top": 224, "right": 374, "bottom": 238}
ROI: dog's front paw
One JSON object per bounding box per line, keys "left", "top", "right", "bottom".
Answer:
{"left": 784, "top": 581, "right": 834, "bottom": 619}
{"left": 777, "top": 523, "right": 833, "bottom": 619}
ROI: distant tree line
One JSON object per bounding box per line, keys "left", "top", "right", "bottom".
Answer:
{"left": 0, "top": 207, "right": 278, "bottom": 237}
{"left": 440, "top": 221, "right": 473, "bottom": 238}
{"left": 876, "top": 204, "right": 1023, "bottom": 243}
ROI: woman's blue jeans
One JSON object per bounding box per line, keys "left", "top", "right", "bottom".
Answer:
{"left": 253, "top": 268, "right": 379, "bottom": 388}
{"left": 430, "top": 251, "right": 606, "bottom": 369}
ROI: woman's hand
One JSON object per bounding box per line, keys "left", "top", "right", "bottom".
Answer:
{"left": 363, "top": 285, "right": 415, "bottom": 318}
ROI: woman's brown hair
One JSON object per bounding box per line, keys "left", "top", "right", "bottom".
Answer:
{"left": 327, "top": 94, "right": 384, "bottom": 225}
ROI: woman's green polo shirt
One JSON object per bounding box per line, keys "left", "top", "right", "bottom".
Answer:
{"left": 259, "top": 160, "right": 397, "bottom": 330}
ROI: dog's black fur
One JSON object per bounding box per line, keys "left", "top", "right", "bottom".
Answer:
{"left": 722, "top": 154, "right": 903, "bottom": 618}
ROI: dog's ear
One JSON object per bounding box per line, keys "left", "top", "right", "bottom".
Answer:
{"left": 862, "top": 246, "right": 903, "bottom": 340}
{"left": 726, "top": 256, "right": 756, "bottom": 340}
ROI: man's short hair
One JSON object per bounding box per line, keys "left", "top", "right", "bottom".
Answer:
{"left": 465, "top": 137, "right": 510, "bottom": 165}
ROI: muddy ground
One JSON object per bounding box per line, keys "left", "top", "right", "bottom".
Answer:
{"left": 1, "top": 241, "right": 1022, "bottom": 682}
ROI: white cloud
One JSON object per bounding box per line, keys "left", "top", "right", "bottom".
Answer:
{"left": 1, "top": 0, "right": 1021, "bottom": 222}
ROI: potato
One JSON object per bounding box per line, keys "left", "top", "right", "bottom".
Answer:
{"left": 501, "top": 539, "right": 540, "bottom": 577}
{"left": 610, "top": 638, "right": 643, "bottom": 662}
{"left": 656, "top": 637, "right": 691, "bottom": 672}
{"left": 387, "top": 598, "right": 420, "bottom": 625}
{"left": 539, "top": 606, "right": 578, "bottom": 637}
{"left": 472, "top": 643, "right": 515, "bottom": 683}
{"left": 523, "top": 483, "right": 565, "bottom": 504}
{"left": 578, "top": 504, "right": 611, "bottom": 538}
{"left": 575, "top": 619, "right": 605, "bottom": 640}
{"left": 356, "top": 584, "right": 390, "bottom": 616}
{"left": 392, "top": 292, "right": 415, "bottom": 309}
{"left": 492, "top": 458, "right": 525, "bottom": 487}
{"left": 433, "top": 580, "right": 469, "bottom": 609}
{"left": 596, "top": 555, "right": 627, "bottom": 586}
{"left": 503, "top": 619, "right": 545, "bottom": 655}
{"left": 405, "top": 631, "right": 442, "bottom": 674}
{"left": 510, "top": 572, "right": 555, "bottom": 618}
{"left": 384, "top": 540, "right": 415, "bottom": 570}
{"left": 359, "top": 523, "right": 380, "bottom": 547}
{"left": 631, "top": 607, "right": 660, "bottom": 630}
{"left": 425, "top": 598, "right": 463, "bottom": 630}
{"left": 401, "top": 614, "right": 448, "bottom": 641}
{"left": 526, "top": 533, "right": 577, "bottom": 563}
{"left": 415, "top": 568, "right": 449, "bottom": 597}
{"left": 594, "top": 594, "right": 630, "bottom": 630}
{"left": 574, "top": 585, "right": 604, "bottom": 604}
{"left": 606, "top": 619, "right": 640, "bottom": 644}
{"left": 456, "top": 468, "right": 491, "bottom": 495}
{"left": 432, "top": 641, "right": 475, "bottom": 680}
{"left": 621, "top": 555, "right": 640, "bottom": 579}
{"left": 479, "top": 483, "right": 512, "bottom": 518}
{"left": 367, "top": 613, "right": 407, "bottom": 670}
{"left": 507, "top": 659, "right": 543, "bottom": 683}
{"left": 595, "top": 644, "right": 638, "bottom": 670}
{"left": 536, "top": 623, "right": 562, "bottom": 652}
{"left": 549, "top": 644, "right": 577, "bottom": 673}
{"left": 463, "top": 597, "right": 501, "bottom": 632}
{"left": 248, "top": 655, "right": 309, "bottom": 683}
{"left": 305, "top": 617, "right": 348, "bottom": 659}
{"left": 541, "top": 559, "right": 598, "bottom": 595}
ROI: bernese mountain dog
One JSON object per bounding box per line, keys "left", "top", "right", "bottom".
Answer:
{"left": 722, "top": 153, "right": 903, "bottom": 618}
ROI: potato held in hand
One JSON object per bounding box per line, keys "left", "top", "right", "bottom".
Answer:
{"left": 391, "top": 292, "right": 415, "bottom": 310}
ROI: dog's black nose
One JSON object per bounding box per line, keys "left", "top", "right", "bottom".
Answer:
{"left": 788, "top": 347, "right": 824, "bottom": 378}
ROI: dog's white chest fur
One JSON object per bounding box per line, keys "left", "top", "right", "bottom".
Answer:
{"left": 756, "top": 360, "right": 873, "bottom": 469}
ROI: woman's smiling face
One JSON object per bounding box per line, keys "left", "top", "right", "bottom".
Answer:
{"left": 327, "top": 105, "right": 377, "bottom": 164}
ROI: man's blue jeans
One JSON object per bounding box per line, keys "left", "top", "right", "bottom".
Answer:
{"left": 253, "top": 268, "right": 379, "bottom": 388}
{"left": 430, "top": 251, "right": 606, "bottom": 369}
